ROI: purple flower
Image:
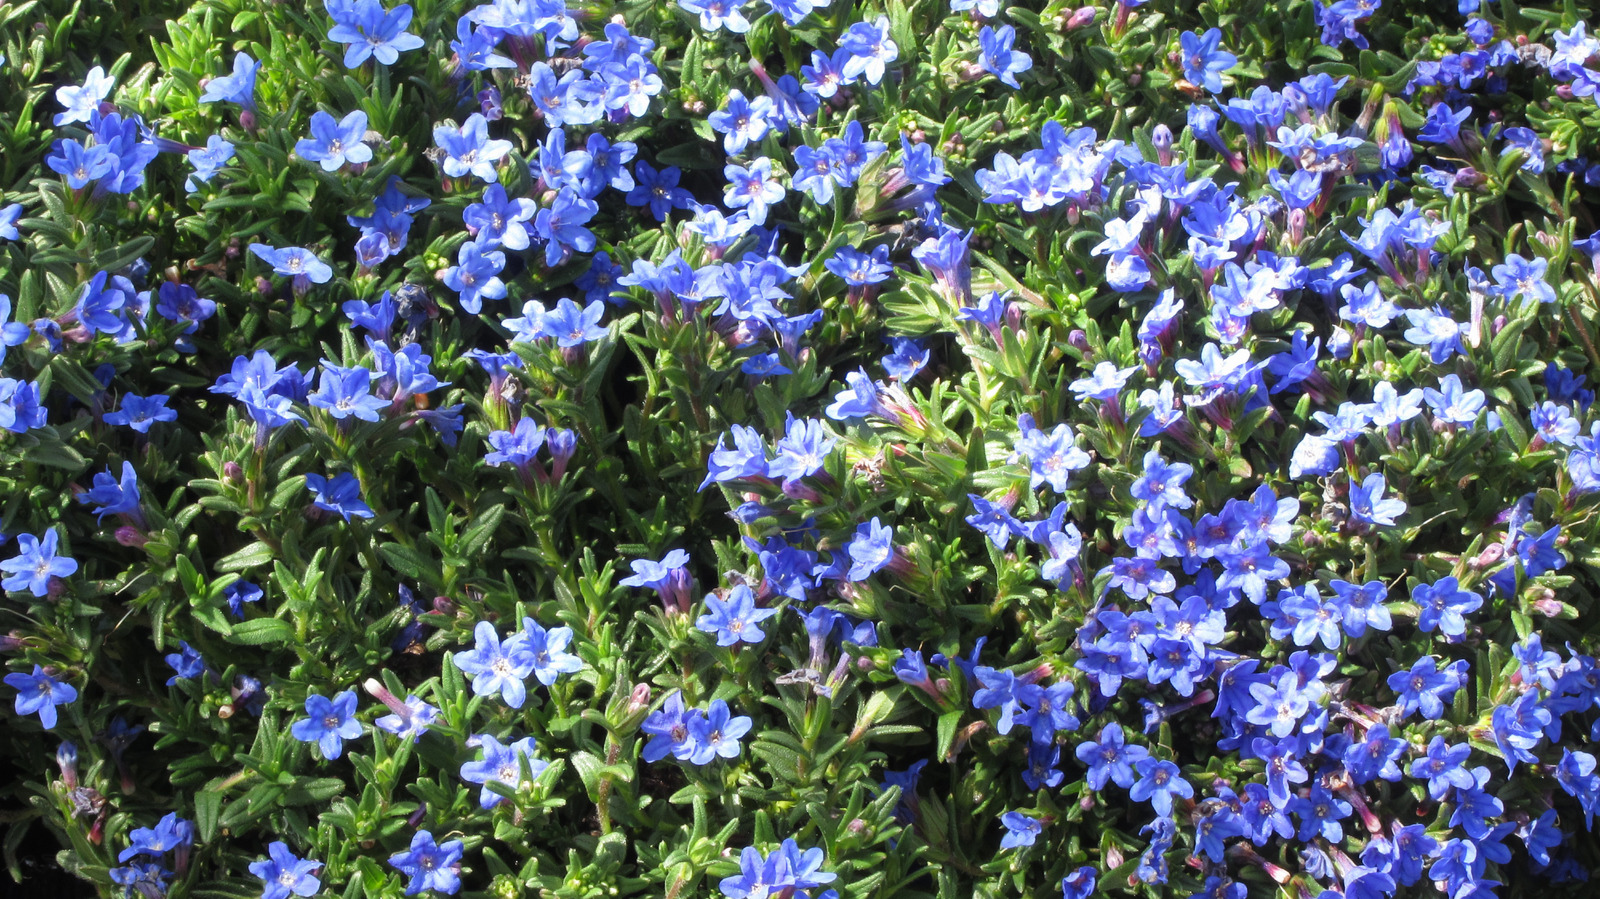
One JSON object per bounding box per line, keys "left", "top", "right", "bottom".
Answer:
{"left": 289, "top": 690, "right": 362, "bottom": 759}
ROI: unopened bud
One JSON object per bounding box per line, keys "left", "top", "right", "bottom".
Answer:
{"left": 1065, "top": 6, "right": 1097, "bottom": 29}
{"left": 1471, "top": 543, "right": 1505, "bottom": 569}
{"left": 1067, "top": 329, "right": 1090, "bottom": 353}
{"left": 627, "top": 683, "right": 652, "bottom": 715}
{"left": 115, "top": 527, "right": 148, "bottom": 548}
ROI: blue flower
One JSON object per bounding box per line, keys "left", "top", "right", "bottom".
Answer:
{"left": 845, "top": 518, "right": 895, "bottom": 581}
{"left": 185, "top": 135, "right": 236, "bottom": 193}
{"left": 1179, "top": 28, "right": 1236, "bottom": 93}
{"left": 388, "top": 831, "right": 463, "bottom": 896}
{"left": 1060, "top": 867, "right": 1096, "bottom": 899}
{"left": 1408, "top": 736, "right": 1475, "bottom": 800}
{"left": 625, "top": 160, "right": 694, "bottom": 222}
{"left": 4, "top": 665, "right": 77, "bottom": 728}
{"left": 463, "top": 183, "right": 537, "bottom": 251}
{"left": 641, "top": 691, "right": 697, "bottom": 762}
{"left": 1074, "top": 722, "right": 1148, "bottom": 790}
{"left": 1129, "top": 758, "right": 1193, "bottom": 816}
{"left": 434, "top": 113, "right": 511, "bottom": 181}
{"left": 532, "top": 189, "right": 598, "bottom": 267}
{"left": 295, "top": 110, "right": 372, "bottom": 172}
{"left": 304, "top": 472, "right": 375, "bottom": 521}
{"left": 54, "top": 66, "right": 114, "bottom": 126}
{"left": 1412, "top": 576, "right": 1482, "bottom": 640}
{"left": 249, "top": 244, "right": 334, "bottom": 284}
{"left": 839, "top": 16, "right": 898, "bottom": 86}
{"left": 520, "top": 616, "right": 583, "bottom": 685}
{"left": 1015, "top": 422, "right": 1090, "bottom": 493}
{"left": 308, "top": 364, "right": 387, "bottom": 422}
{"left": 1491, "top": 253, "right": 1555, "bottom": 304}
{"left": 443, "top": 238, "right": 506, "bottom": 315}
{"left": 289, "top": 690, "right": 362, "bottom": 759}
{"left": 77, "top": 461, "right": 141, "bottom": 523}
{"left": 1, "top": 529, "right": 79, "bottom": 597}
{"left": 0, "top": 203, "right": 21, "bottom": 241}
{"left": 679, "top": 0, "right": 752, "bottom": 33}
{"left": 978, "top": 25, "right": 1032, "bottom": 89}
{"left": 696, "top": 584, "right": 779, "bottom": 646}
{"left": 998, "top": 810, "right": 1041, "bottom": 849}
{"left": 199, "top": 52, "right": 260, "bottom": 110}
{"left": 249, "top": 841, "right": 322, "bottom": 899}
{"left": 224, "top": 580, "right": 264, "bottom": 618}
{"left": 723, "top": 157, "right": 785, "bottom": 225}
{"left": 450, "top": 16, "right": 515, "bottom": 72}
{"left": 163, "top": 641, "right": 207, "bottom": 686}
{"left": 460, "top": 734, "right": 547, "bottom": 809}
{"left": 600, "top": 55, "right": 663, "bottom": 118}
{"left": 1349, "top": 472, "right": 1406, "bottom": 527}
{"left": 767, "top": 415, "right": 835, "bottom": 484}
{"left": 687, "top": 699, "right": 751, "bottom": 764}
{"left": 327, "top": 0, "right": 424, "bottom": 68}
{"left": 454, "top": 620, "right": 537, "bottom": 707}
{"left": 371, "top": 691, "right": 438, "bottom": 742}
{"left": 1387, "top": 656, "right": 1468, "bottom": 720}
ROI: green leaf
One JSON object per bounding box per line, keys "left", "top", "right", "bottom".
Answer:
{"left": 223, "top": 618, "right": 293, "bottom": 647}
{"left": 217, "top": 541, "right": 276, "bottom": 572}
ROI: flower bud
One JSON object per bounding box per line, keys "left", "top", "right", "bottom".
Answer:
{"left": 223, "top": 461, "right": 245, "bottom": 484}
{"left": 115, "top": 526, "right": 148, "bottom": 548}
{"left": 627, "top": 683, "right": 652, "bottom": 715}
{"left": 57, "top": 742, "right": 79, "bottom": 790}
{"left": 1066, "top": 6, "right": 1097, "bottom": 29}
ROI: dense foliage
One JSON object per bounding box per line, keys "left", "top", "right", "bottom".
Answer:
{"left": 3, "top": 0, "right": 1600, "bottom": 897}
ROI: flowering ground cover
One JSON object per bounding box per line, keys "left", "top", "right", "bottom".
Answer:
{"left": 3, "top": 0, "right": 1600, "bottom": 896}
